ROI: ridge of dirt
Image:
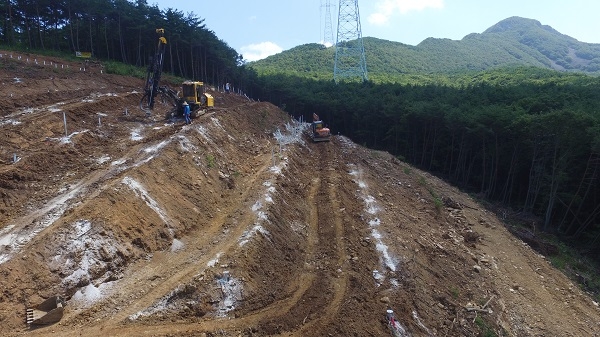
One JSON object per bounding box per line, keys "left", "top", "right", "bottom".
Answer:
{"left": 0, "top": 50, "right": 599, "bottom": 337}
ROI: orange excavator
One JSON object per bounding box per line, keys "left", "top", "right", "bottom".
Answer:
{"left": 311, "top": 113, "right": 331, "bottom": 142}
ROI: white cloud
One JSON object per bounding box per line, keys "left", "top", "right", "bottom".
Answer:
{"left": 368, "top": 0, "right": 444, "bottom": 25}
{"left": 319, "top": 40, "right": 334, "bottom": 48}
{"left": 240, "top": 42, "right": 283, "bottom": 62}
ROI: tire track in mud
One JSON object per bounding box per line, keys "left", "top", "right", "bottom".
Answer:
{"left": 24, "top": 145, "right": 278, "bottom": 336}
{"left": 65, "top": 149, "right": 279, "bottom": 329}
{"left": 24, "top": 133, "right": 371, "bottom": 337}
{"left": 50, "top": 141, "right": 352, "bottom": 337}
{"left": 123, "top": 151, "right": 335, "bottom": 335}
{"left": 292, "top": 142, "right": 348, "bottom": 333}
{"left": 0, "top": 124, "right": 167, "bottom": 265}
{"left": 251, "top": 141, "right": 349, "bottom": 336}
{"left": 0, "top": 106, "right": 217, "bottom": 265}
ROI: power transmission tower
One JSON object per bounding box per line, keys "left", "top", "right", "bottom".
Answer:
{"left": 334, "top": 0, "right": 367, "bottom": 82}
{"left": 321, "top": 0, "right": 335, "bottom": 47}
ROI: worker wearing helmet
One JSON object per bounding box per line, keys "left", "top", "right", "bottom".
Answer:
{"left": 182, "top": 101, "right": 191, "bottom": 124}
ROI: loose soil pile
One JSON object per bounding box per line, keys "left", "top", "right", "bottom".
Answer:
{"left": 1, "top": 51, "right": 599, "bottom": 336}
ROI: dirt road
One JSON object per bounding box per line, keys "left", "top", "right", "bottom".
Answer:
{"left": 1, "top": 51, "right": 599, "bottom": 336}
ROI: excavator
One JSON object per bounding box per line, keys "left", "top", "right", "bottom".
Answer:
{"left": 311, "top": 113, "right": 331, "bottom": 142}
{"left": 178, "top": 80, "right": 214, "bottom": 118}
{"left": 140, "top": 29, "right": 214, "bottom": 119}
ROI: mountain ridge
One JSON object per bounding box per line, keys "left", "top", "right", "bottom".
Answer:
{"left": 250, "top": 16, "right": 600, "bottom": 77}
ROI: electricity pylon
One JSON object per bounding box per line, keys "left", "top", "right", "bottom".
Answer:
{"left": 321, "top": 0, "right": 335, "bottom": 47}
{"left": 334, "top": 0, "right": 367, "bottom": 82}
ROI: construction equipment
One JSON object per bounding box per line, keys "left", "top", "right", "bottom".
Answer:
{"left": 178, "top": 81, "right": 214, "bottom": 117}
{"left": 26, "top": 296, "right": 66, "bottom": 325}
{"left": 140, "top": 28, "right": 167, "bottom": 112}
{"left": 154, "top": 81, "right": 214, "bottom": 120}
{"left": 139, "top": 29, "right": 214, "bottom": 119}
{"left": 311, "top": 113, "right": 331, "bottom": 142}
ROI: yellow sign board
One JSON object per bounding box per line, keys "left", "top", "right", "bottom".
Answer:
{"left": 75, "top": 51, "right": 92, "bottom": 58}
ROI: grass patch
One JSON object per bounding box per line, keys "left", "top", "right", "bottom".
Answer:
{"left": 449, "top": 287, "right": 459, "bottom": 299}
{"left": 433, "top": 196, "right": 443, "bottom": 211}
{"left": 103, "top": 61, "right": 146, "bottom": 78}
{"left": 474, "top": 316, "right": 497, "bottom": 337}
{"left": 0, "top": 45, "right": 187, "bottom": 84}
{"left": 104, "top": 61, "right": 185, "bottom": 84}
{"left": 370, "top": 151, "right": 382, "bottom": 159}
{"left": 547, "top": 238, "right": 600, "bottom": 300}
{"left": 206, "top": 154, "right": 216, "bottom": 168}
{"left": 489, "top": 203, "right": 600, "bottom": 302}
{"left": 0, "top": 45, "right": 81, "bottom": 62}
{"left": 259, "top": 110, "right": 269, "bottom": 127}
{"left": 418, "top": 175, "right": 442, "bottom": 212}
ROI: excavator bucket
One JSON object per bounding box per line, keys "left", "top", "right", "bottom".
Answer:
{"left": 26, "top": 296, "right": 65, "bottom": 325}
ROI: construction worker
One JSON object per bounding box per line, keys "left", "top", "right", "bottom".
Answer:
{"left": 182, "top": 101, "right": 191, "bottom": 124}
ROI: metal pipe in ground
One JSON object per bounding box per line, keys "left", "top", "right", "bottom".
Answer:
{"left": 63, "top": 112, "right": 68, "bottom": 137}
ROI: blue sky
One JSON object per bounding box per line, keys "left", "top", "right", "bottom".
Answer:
{"left": 154, "top": 0, "right": 600, "bottom": 62}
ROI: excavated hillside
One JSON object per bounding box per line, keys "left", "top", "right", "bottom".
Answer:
{"left": 0, "top": 51, "right": 599, "bottom": 337}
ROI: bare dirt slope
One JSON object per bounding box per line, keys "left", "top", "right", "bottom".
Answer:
{"left": 0, "top": 51, "right": 599, "bottom": 337}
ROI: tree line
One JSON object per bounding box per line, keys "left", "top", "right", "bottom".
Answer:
{"left": 253, "top": 68, "right": 600, "bottom": 254}
{"left": 0, "top": 0, "right": 255, "bottom": 89}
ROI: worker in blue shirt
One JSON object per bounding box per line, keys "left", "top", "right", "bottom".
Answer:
{"left": 182, "top": 101, "right": 191, "bottom": 124}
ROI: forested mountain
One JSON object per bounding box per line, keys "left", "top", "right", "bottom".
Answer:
{"left": 250, "top": 17, "right": 600, "bottom": 79}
